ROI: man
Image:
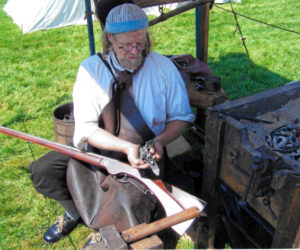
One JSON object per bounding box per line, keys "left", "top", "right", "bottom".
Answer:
{"left": 29, "top": 2, "right": 194, "bottom": 244}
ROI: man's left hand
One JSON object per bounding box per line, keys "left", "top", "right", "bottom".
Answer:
{"left": 149, "top": 139, "right": 163, "bottom": 161}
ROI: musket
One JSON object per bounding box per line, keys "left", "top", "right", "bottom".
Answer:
{"left": 0, "top": 125, "right": 206, "bottom": 235}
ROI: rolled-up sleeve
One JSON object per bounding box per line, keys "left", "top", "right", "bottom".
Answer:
{"left": 165, "top": 61, "right": 195, "bottom": 123}
{"left": 72, "top": 65, "right": 108, "bottom": 149}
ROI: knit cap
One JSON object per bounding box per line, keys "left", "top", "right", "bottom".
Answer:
{"left": 105, "top": 3, "right": 148, "bottom": 34}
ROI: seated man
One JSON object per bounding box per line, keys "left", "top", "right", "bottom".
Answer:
{"left": 29, "top": 1, "right": 195, "bottom": 244}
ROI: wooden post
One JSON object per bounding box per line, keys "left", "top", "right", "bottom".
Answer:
{"left": 195, "top": 2, "right": 210, "bottom": 128}
{"left": 196, "top": 2, "right": 210, "bottom": 63}
{"left": 201, "top": 112, "right": 226, "bottom": 249}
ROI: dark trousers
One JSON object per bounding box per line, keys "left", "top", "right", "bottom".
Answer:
{"left": 29, "top": 150, "right": 71, "bottom": 201}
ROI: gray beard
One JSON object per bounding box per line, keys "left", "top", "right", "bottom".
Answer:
{"left": 113, "top": 51, "right": 144, "bottom": 70}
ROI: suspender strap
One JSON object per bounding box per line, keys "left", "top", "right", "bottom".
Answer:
{"left": 97, "top": 52, "right": 118, "bottom": 82}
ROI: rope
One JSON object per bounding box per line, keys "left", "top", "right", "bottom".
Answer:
{"left": 214, "top": 4, "right": 300, "bottom": 35}
{"left": 228, "top": 0, "right": 253, "bottom": 68}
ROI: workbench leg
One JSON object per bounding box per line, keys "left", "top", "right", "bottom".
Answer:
{"left": 201, "top": 114, "right": 226, "bottom": 248}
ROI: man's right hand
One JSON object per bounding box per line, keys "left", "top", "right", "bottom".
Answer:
{"left": 88, "top": 128, "right": 151, "bottom": 169}
{"left": 124, "top": 143, "right": 149, "bottom": 169}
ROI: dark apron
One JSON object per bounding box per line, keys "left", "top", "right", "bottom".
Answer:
{"left": 67, "top": 56, "right": 164, "bottom": 231}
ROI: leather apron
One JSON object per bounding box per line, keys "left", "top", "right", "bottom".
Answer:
{"left": 66, "top": 54, "right": 164, "bottom": 231}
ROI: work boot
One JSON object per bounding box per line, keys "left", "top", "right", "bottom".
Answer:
{"left": 43, "top": 212, "right": 80, "bottom": 243}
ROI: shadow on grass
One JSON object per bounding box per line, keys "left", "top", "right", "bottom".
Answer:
{"left": 2, "top": 111, "right": 35, "bottom": 127}
{"left": 208, "top": 53, "right": 292, "bottom": 100}
{"left": 2, "top": 94, "right": 71, "bottom": 128}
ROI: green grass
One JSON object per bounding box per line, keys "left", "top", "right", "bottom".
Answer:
{"left": 0, "top": 0, "right": 299, "bottom": 248}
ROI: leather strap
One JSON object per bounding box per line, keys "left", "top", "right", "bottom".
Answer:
{"left": 96, "top": 52, "right": 155, "bottom": 160}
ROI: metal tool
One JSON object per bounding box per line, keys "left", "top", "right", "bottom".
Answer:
{"left": 139, "top": 140, "right": 160, "bottom": 176}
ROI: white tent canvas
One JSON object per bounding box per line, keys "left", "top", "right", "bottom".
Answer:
{"left": 3, "top": 0, "right": 166, "bottom": 33}
{"left": 3, "top": 0, "right": 241, "bottom": 34}
{"left": 3, "top": 0, "right": 93, "bottom": 33}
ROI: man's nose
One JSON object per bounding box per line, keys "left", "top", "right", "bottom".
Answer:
{"left": 130, "top": 46, "right": 139, "bottom": 55}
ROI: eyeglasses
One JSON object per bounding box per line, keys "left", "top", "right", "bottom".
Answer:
{"left": 118, "top": 42, "right": 145, "bottom": 52}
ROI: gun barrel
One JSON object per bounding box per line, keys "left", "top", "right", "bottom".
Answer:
{"left": 0, "top": 125, "right": 101, "bottom": 167}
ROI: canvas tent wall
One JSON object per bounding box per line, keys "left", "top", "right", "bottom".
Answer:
{"left": 3, "top": 0, "right": 95, "bottom": 34}
{"left": 3, "top": 0, "right": 176, "bottom": 33}
{"left": 3, "top": 0, "right": 242, "bottom": 34}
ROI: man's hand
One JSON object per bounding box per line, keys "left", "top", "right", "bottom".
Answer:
{"left": 88, "top": 129, "right": 151, "bottom": 169}
{"left": 124, "top": 143, "right": 149, "bottom": 169}
{"left": 125, "top": 140, "right": 163, "bottom": 173}
{"left": 149, "top": 139, "right": 163, "bottom": 161}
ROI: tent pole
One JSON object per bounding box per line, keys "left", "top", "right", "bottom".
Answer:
{"left": 85, "top": 0, "right": 96, "bottom": 55}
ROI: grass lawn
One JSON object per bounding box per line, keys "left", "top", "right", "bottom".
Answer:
{"left": 0, "top": 0, "right": 299, "bottom": 248}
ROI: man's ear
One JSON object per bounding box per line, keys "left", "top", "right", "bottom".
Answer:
{"left": 107, "top": 33, "right": 113, "bottom": 43}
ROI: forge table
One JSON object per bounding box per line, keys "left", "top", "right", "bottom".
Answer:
{"left": 202, "top": 82, "right": 300, "bottom": 248}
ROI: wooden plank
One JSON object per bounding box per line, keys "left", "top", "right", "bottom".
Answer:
{"left": 94, "top": 0, "right": 190, "bottom": 9}
{"left": 293, "top": 226, "right": 300, "bottom": 248}
{"left": 130, "top": 235, "right": 163, "bottom": 249}
{"left": 149, "top": 0, "right": 212, "bottom": 26}
{"left": 134, "top": 0, "right": 190, "bottom": 8}
{"left": 271, "top": 174, "right": 300, "bottom": 248}
{"left": 122, "top": 207, "right": 200, "bottom": 243}
{"left": 166, "top": 135, "right": 191, "bottom": 158}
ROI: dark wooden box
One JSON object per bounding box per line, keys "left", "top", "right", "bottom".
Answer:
{"left": 202, "top": 82, "right": 300, "bottom": 248}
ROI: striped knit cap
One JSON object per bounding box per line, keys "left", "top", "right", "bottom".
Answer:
{"left": 105, "top": 3, "right": 148, "bottom": 34}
